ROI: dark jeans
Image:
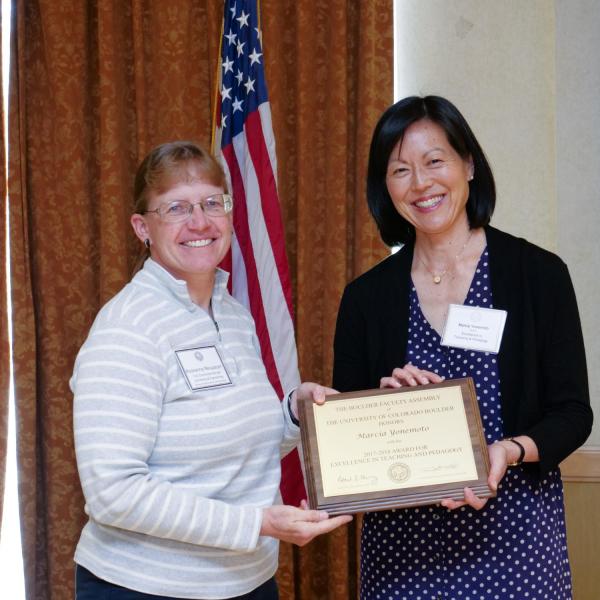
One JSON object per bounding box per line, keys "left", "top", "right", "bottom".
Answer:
{"left": 75, "top": 565, "right": 279, "bottom": 600}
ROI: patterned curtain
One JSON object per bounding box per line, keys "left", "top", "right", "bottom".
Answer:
{"left": 7, "top": 0, "right": 391, "bottom": 597}
{"left": 8, "top": 2, "right": 222, "bottom": 597}
{"left": 0, "top": 5, "right": 7, "bottom": 535}
{"left": 266, "top": 3, "right": 392, "bottom": 597}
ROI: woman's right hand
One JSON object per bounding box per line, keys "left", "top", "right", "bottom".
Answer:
{"left": 260, "top": 504, "right": 352, "bottom": 546}
{"left": 380, "top": 363, "right": 444, "bottom": 388}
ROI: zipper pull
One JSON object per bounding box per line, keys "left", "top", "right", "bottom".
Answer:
{"left": 213, "top": 318, "right": 221, "bottom": 341}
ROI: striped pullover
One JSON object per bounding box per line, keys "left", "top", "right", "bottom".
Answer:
{"left": 72, "top": 259, "right": 300, "bottom": 599}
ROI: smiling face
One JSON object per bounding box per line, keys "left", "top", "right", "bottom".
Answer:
{"left": 385, "top": 119, "right": 473, "bottom": 238}
{"left": 131, "top": 176, "right": 233, "bottom": 285}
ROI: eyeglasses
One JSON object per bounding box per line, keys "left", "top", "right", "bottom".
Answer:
{"left": 143, "top": 194, "right": 233, "bottom": 223}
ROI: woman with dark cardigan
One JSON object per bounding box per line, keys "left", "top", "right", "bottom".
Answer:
{"left": 333, "top": 95, "right": 592, "bottom": 599}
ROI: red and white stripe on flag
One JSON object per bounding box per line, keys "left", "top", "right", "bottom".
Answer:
{"left": 212, "top": 0, "right": 306, "bottom": 506}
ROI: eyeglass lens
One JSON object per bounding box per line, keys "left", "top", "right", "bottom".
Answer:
{"left": 161, "top": 195, "right": 231, "bottom": 221}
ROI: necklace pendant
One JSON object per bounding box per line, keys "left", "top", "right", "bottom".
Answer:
{"left": 433, "top": 275, "right": 442, "bottom": 284}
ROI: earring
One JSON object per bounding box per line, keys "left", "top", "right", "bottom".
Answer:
{"left": 144, "top": 239, "right": 151, "bottom": 248}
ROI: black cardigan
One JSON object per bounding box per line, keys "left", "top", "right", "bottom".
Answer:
{"left": 333, "top": 226, "right": 593, "bottom": 473}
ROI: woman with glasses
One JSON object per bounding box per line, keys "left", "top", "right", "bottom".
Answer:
{"left": 72, "top": 141, "right": 351, "bottom": 600}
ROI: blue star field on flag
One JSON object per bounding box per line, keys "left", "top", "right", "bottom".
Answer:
{"left": 219, "top": 1, "right": 269, "bottom": 146}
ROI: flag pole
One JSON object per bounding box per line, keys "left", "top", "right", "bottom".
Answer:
{"left": 210, "top": 8, "right": 225, "bottom": 154}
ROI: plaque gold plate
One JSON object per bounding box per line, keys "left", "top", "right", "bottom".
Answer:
{"left": 298, "top": 378, "right": 494, "bottom": 515}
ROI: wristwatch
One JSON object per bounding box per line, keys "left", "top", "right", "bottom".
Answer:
{"left": 505, "top": 437, "right": 525, "bottom": 466}
{"left": 287, "top": 390, "right": 300, "bottom": 426}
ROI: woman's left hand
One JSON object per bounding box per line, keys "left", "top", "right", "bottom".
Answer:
{"left": 440, "top": 442, "right": 510, "bottom": 511}
{"left": 290, "top": 383, "right": 338, "bottom": 420}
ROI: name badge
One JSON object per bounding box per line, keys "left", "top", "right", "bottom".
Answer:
{"left": 175, "top": 345, "right": 233, "bottom": 391}
{"left": 441, "top": 304, "right": 507, "bottom": 354}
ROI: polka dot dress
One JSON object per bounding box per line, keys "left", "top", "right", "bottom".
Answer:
{"left": 360, "top": 250, "right": 572, "bottom": 600}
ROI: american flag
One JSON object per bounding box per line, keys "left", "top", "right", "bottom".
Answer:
{"left": 213, "top": 0, "right": 305, "bottom": 506}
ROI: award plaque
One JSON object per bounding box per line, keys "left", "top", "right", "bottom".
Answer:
{"left": 298, "top": 378, "right": 493, "bottom": 515}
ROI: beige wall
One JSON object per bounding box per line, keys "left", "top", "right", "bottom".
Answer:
{"left": 555, "top": 0, "right": 600, "bottom": 444}
{"left": 564, "top": 481, "right": 600, "bottom": 599}
{"left": 393, "top": 2, "right": 600, "bottom": 597}
{"left": 394, "top": 0, "right": 599, "bottom": 445}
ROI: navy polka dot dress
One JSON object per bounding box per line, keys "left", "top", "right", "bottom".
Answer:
{"left": 360, "top": 250, "right": 572, "bottom": 600}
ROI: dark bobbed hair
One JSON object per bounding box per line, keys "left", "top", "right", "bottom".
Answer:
{"left": 367, "top": 96, "right": 496, "bottom": 246}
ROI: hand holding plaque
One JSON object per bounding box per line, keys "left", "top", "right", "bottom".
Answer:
{"left": 298, "top": 377, "right": 494, "bottom": 515}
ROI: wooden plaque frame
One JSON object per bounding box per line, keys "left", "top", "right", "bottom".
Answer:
{"left": 298, "top": 378, "right": 493, "bottom": 515}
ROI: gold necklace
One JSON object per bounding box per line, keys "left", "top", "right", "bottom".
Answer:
{"left": 417, "top": 231, "right": 473, "bottom": 285}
